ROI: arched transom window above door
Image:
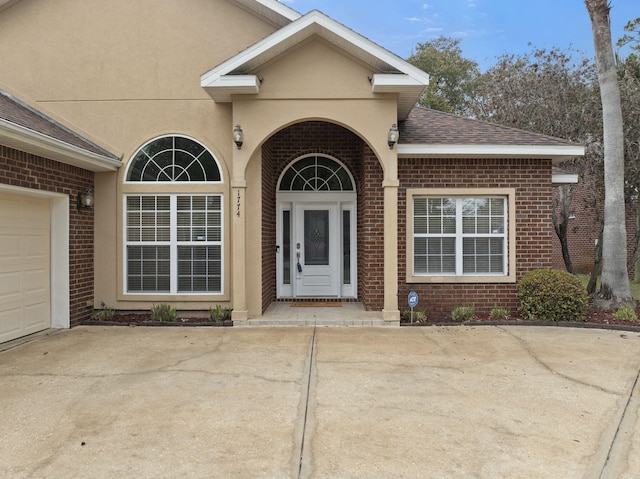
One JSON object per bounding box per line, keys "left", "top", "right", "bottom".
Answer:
{"left": 278, "top": 155, "right": 354, "bottom": 191}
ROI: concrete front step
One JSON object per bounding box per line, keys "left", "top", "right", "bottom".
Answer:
{"left": 234, "top": 318, "right": 398, "bottom": 327}
{"left": 236, "top": 302, "right": 398, "bottom": 327}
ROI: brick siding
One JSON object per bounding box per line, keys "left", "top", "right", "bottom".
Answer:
{"left": 261, "top": 140, "right": 276, "bottom": 313}
{"left": 262, "top": 121, "right": 386, "bottom": 310}
{"left": 551, "top": 177, "right": 637, "bottom": 275}
{"left": 399, "top": 157, "right": 554, "bottom": 319}
{"left": 357, "top": 145, "right": 384, "bottom": 310}
{"left": 260, "top": 127, "right": 557, "bottom": 318}
{"left": 0, "top": 145, "right": 94, "bottom": 326}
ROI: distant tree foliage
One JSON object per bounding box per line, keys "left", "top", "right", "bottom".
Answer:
{"left": 617, "top": 17, "right": 640, "bottom": 53}
{"left": 407, "top": 36, "right": 480, "bottom": 116}
{"left": 473, "top": 47, "right": 602, "bottom": 275}
{"left": 407, "top": 18, "right": 640, "bottom": 288}
{"left": 473, "top": 46, "right": 600, "bottom": 142}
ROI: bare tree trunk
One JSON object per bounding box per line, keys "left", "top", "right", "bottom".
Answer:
{"left": 552, "top": 184, "right": 575, "bottom": 273}
{"left": 585, "top": 0, "right": 632, "bottom": 302}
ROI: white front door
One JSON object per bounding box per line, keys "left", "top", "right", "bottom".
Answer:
{"left": 294, "top": 203, "right": 339, "bottom": 297}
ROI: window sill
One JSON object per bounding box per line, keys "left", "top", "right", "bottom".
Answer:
{"left": 406, "top": 274, "right": 516, "bottom": 284}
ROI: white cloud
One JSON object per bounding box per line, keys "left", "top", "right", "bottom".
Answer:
{"left": 405, "top": 15, "right": 438, "bottom": 24}
{"left": 452, "top": 29, "right": 492, "bottom": 39}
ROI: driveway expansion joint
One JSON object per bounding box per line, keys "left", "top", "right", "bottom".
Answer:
{"left": 597, "top": 365, "right": 640, "bottom": 478}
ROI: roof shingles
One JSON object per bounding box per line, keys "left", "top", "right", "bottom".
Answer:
{"left": 399, "top": 106, "right": 578, "bottom": 147}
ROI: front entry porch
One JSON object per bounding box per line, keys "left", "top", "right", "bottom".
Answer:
{"left": 245, "top": 120, "right": 400, "bottom": 321}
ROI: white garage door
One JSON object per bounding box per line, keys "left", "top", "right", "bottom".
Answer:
{"left": 0, "top": 192, "right": 51, "bottom": 343}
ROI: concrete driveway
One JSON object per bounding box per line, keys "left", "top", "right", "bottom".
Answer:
{"left": 1, "top": 325, "right": 640, "bottom": 478}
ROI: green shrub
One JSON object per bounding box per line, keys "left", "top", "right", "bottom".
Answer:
{"left": 451, "top": 305, "right": 475, "bottom": 322}
{"left": 518, "top": 269, "right": 588, "bottom": 322}
{"left": 209, "top": 304, "right": 233, "bottom": 322}
{"left": 401, "top": 310, "right": 426, "bottom": 323}
{"left": 150, "top": 303, "right": 177, "bottom": 322}
{"left": 490, "top": 304, "right": 510, "bottom": 320}
{"left": 92, "top": 302, "right": 116, "bottom": 321}
{"left": 615, "top": 305, "right": 638, "bottom": 322}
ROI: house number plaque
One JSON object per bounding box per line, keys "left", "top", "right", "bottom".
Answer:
{"left": 236, "top": 189, "right": 241, "bottom": 217}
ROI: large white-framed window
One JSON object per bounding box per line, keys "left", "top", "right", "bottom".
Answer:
{"left": 123, "top": 135, "right": 224, "bottom": 295}
{"left": 406, "top": 188, "right": 516, "bottom": 283}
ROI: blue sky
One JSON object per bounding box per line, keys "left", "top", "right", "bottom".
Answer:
{"left": 280, "top": 0, "right": 638, "bottom": 70}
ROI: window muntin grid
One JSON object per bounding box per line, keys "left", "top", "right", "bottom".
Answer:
{"left": 279, "top": 155, "right": 353, "bottom": 191}
{"left": 413, "top": 197, "right": 507, "bottom": 276}
{"left": 126, "top": 136, "right": 221, "bottom": 182}
{"left": 125, "top": 194, "right": 223, "bottom": 294}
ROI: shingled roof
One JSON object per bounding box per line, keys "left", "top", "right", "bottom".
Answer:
{"left": 399, "top": 106, "right": 577, "bottom": 147}
{"left": 0, "top": 89, "right": 119, "bottom": 161}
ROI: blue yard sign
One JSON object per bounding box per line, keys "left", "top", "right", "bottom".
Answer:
{"left": 408, "top": 291, "right": 419, "bottom": 308}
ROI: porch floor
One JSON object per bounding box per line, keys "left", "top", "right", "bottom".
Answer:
{"left": 235, "top": 302, "right": 396, "bottom": 327}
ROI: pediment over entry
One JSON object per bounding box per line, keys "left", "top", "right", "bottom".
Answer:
{"left": 201, "top": 10, "right": 429, "bottom": 119}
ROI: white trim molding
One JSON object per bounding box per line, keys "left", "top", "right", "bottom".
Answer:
{"left": 0, "top": 119, "right": 121, "bottom": 172}
{"left": 552, "top": 173, "right": 579, "bottom": 184}
{"left": 232, "top": 0, "right": 300, "bottom": 26}
{"left": 398, "top": 143, "right": 585, "bottom": 162}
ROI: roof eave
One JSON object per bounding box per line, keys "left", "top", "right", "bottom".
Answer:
{"left": 372, "top": 74, "right": 428, "bottom": 119}
{"left": 203, "top": 75, "right": 261, "bottom": 102}
{"left": 397, "top": 144, "right": 585, "bottom": 164}
{"left": 0, "top": 119, "right": 121, "bottom": 172}
{"left": 232, "top": 0, "right": 301, "bottom": 26}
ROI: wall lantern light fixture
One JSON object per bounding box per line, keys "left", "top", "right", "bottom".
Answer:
{"left": 388, "top": 123, "right": 399, "bottom": 149}
{"left": 233, "top": 124, "right": 244, "bottom": 149}
{"left": 77, "top": 188, "right": 94, "bottom": 210}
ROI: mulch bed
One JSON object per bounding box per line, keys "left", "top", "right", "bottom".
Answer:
{"left": 81, "top": 313, "right": 232, "bottom": 327}
{"left": 82, "top": 305, "right": 640, "bottom": 332}
{"left": 401, "top": 304, "right": 640, "bottom": 332}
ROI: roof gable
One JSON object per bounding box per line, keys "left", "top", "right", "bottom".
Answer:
{"left": 256, "top": 37, "right": 379, "bottom": 98}
{"left": 201, "top": 10, "right": 429, "bottom": 119}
